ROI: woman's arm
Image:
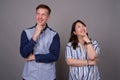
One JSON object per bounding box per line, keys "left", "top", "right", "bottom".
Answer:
{"left": 66, "top": 58, "right": 96, "bottom": 67}
{"left": 83, "top": 35, "right": 98, "bottom": 60}
{"left": 86, "top": 43, "right": 98, "bottom": 60}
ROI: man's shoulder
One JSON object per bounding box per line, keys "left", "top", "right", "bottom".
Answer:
{"left": 22, "top": 25, "right": 36, "bottom": 33}
{"left": 47, "top": 27, "right": 56, "bottom": 32}
{"left": 21, "top": 25, "right": 35, "bottom": 36}
{"left": 26, "top": 26, "right": 35, "bottom": 30}
{"left": 46, "top": 26, "right": 59, "bottom": 35}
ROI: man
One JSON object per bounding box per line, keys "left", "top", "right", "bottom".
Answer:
{"left": 20, "top": 4, "right": 60, "bottom": 80}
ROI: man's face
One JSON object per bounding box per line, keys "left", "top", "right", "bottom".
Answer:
{"left": 36, "top": 8, "right": 50, "bottom": 26}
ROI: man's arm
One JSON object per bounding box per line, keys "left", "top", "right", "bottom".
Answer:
{"left": 35, "top": 33, "right": 60, "bottom": 63}
{"left": 20, "top": 30, "right": 36, "bottom": 58}
{"left": 21, "top": 23, "right": 45, "bottom": 59}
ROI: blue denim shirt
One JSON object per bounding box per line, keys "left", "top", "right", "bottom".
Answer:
{"left": 20, "top": 24, "right": 60, "bottom": 80}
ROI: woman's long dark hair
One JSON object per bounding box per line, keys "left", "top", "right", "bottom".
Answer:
{"left": 69, "top": 20, "right": 89, "bottom": 49}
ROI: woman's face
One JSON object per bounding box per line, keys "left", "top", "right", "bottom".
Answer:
{"left": 74, "top": 22, "right": 87, "bottom": 37}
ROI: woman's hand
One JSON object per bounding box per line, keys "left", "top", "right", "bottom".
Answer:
{"left": 83, "top": 34, "right": 91, "bottom": 43}
{"left": 88, "top": 60, "right": 97, "bottom": 66}
{"left": 25, "top": 54, "right": 35, "bottom": 61}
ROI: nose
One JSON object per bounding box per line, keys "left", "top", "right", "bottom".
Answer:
{"left": 38, "top": 14, "right": 42, "bottom": 19}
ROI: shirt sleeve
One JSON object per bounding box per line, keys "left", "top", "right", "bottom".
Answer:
{"left": 65, "top": 43, "right": 73, "bottom": 59}
{"left": 35, "top": 33, "right": 60, "bottom": 63}
{"left": 20, "top": 30, "right": 36, "bottom": 58}
{"left": 92, "top": 40, "right": 100, "bottom": 55}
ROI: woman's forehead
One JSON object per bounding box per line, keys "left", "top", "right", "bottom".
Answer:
{"left": 76, "top": 22, "right": 84, "bottom": 27}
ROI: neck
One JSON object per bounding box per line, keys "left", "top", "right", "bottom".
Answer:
{"left": 42, "top": 23, "right": 46, "bottom": 28}
{"left": 78, "top": 36, "right": 85, "bottom": 46}
{"left": 41, "top": 23, "right": 47, "bottom": 31}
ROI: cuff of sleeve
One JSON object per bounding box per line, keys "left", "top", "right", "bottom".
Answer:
{"left": 35, "top": 54, "right": 40, "bottom": 63}
{"left": 31, "top": 38, "right": 37, "bottom": 44}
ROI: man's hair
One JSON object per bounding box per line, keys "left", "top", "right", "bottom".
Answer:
{"left": 36, "top": 4, "right": 51, "bottom": 15}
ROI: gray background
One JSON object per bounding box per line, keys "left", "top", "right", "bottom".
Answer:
{"left": 0, "top": 0, "right": 120, "bottom": 80}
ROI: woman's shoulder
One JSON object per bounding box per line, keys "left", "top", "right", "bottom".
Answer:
{"left": 66, "top": 42, "right": 72, "bottom": 47}
{"left": 91, "top": 39, "right": 99, "bottom": 45}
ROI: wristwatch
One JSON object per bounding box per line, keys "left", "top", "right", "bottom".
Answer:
{"left": 86, "top": 42, "right": 92, "bottom": 45}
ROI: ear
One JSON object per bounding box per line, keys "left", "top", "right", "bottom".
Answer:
{"left": 48, "top": 15, "right": 50, "bottom": 18}
{"left": 46, "top": 15, "right": 50, "bottom": 21}
{"left": 73, "top": 31, "right": 76, "bottom": 35}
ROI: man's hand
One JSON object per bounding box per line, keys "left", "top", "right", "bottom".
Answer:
{"left": 32, "top": 22, "right": 44, "bottom": 41}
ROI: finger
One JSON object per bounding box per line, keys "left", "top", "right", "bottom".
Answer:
{"left": 36, "top": 19, "right": 42, "bottom": 25}
{"left": 37, "top": 22, "right": 42, "bottom": 27}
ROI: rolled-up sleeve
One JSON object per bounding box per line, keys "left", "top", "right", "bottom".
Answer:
{"left": 65, "top": 44, "right": 73, "bottom": 59}
{"left": 92, "top": 40, "right": 100, "bottom": 55}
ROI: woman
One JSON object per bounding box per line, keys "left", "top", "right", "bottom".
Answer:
{"left": 65, "top": 20, "right": 100, "bottom": 80}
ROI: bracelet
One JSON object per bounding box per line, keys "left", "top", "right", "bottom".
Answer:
{"left": 86, "top": 42, "right": 92, "bottom": 45}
